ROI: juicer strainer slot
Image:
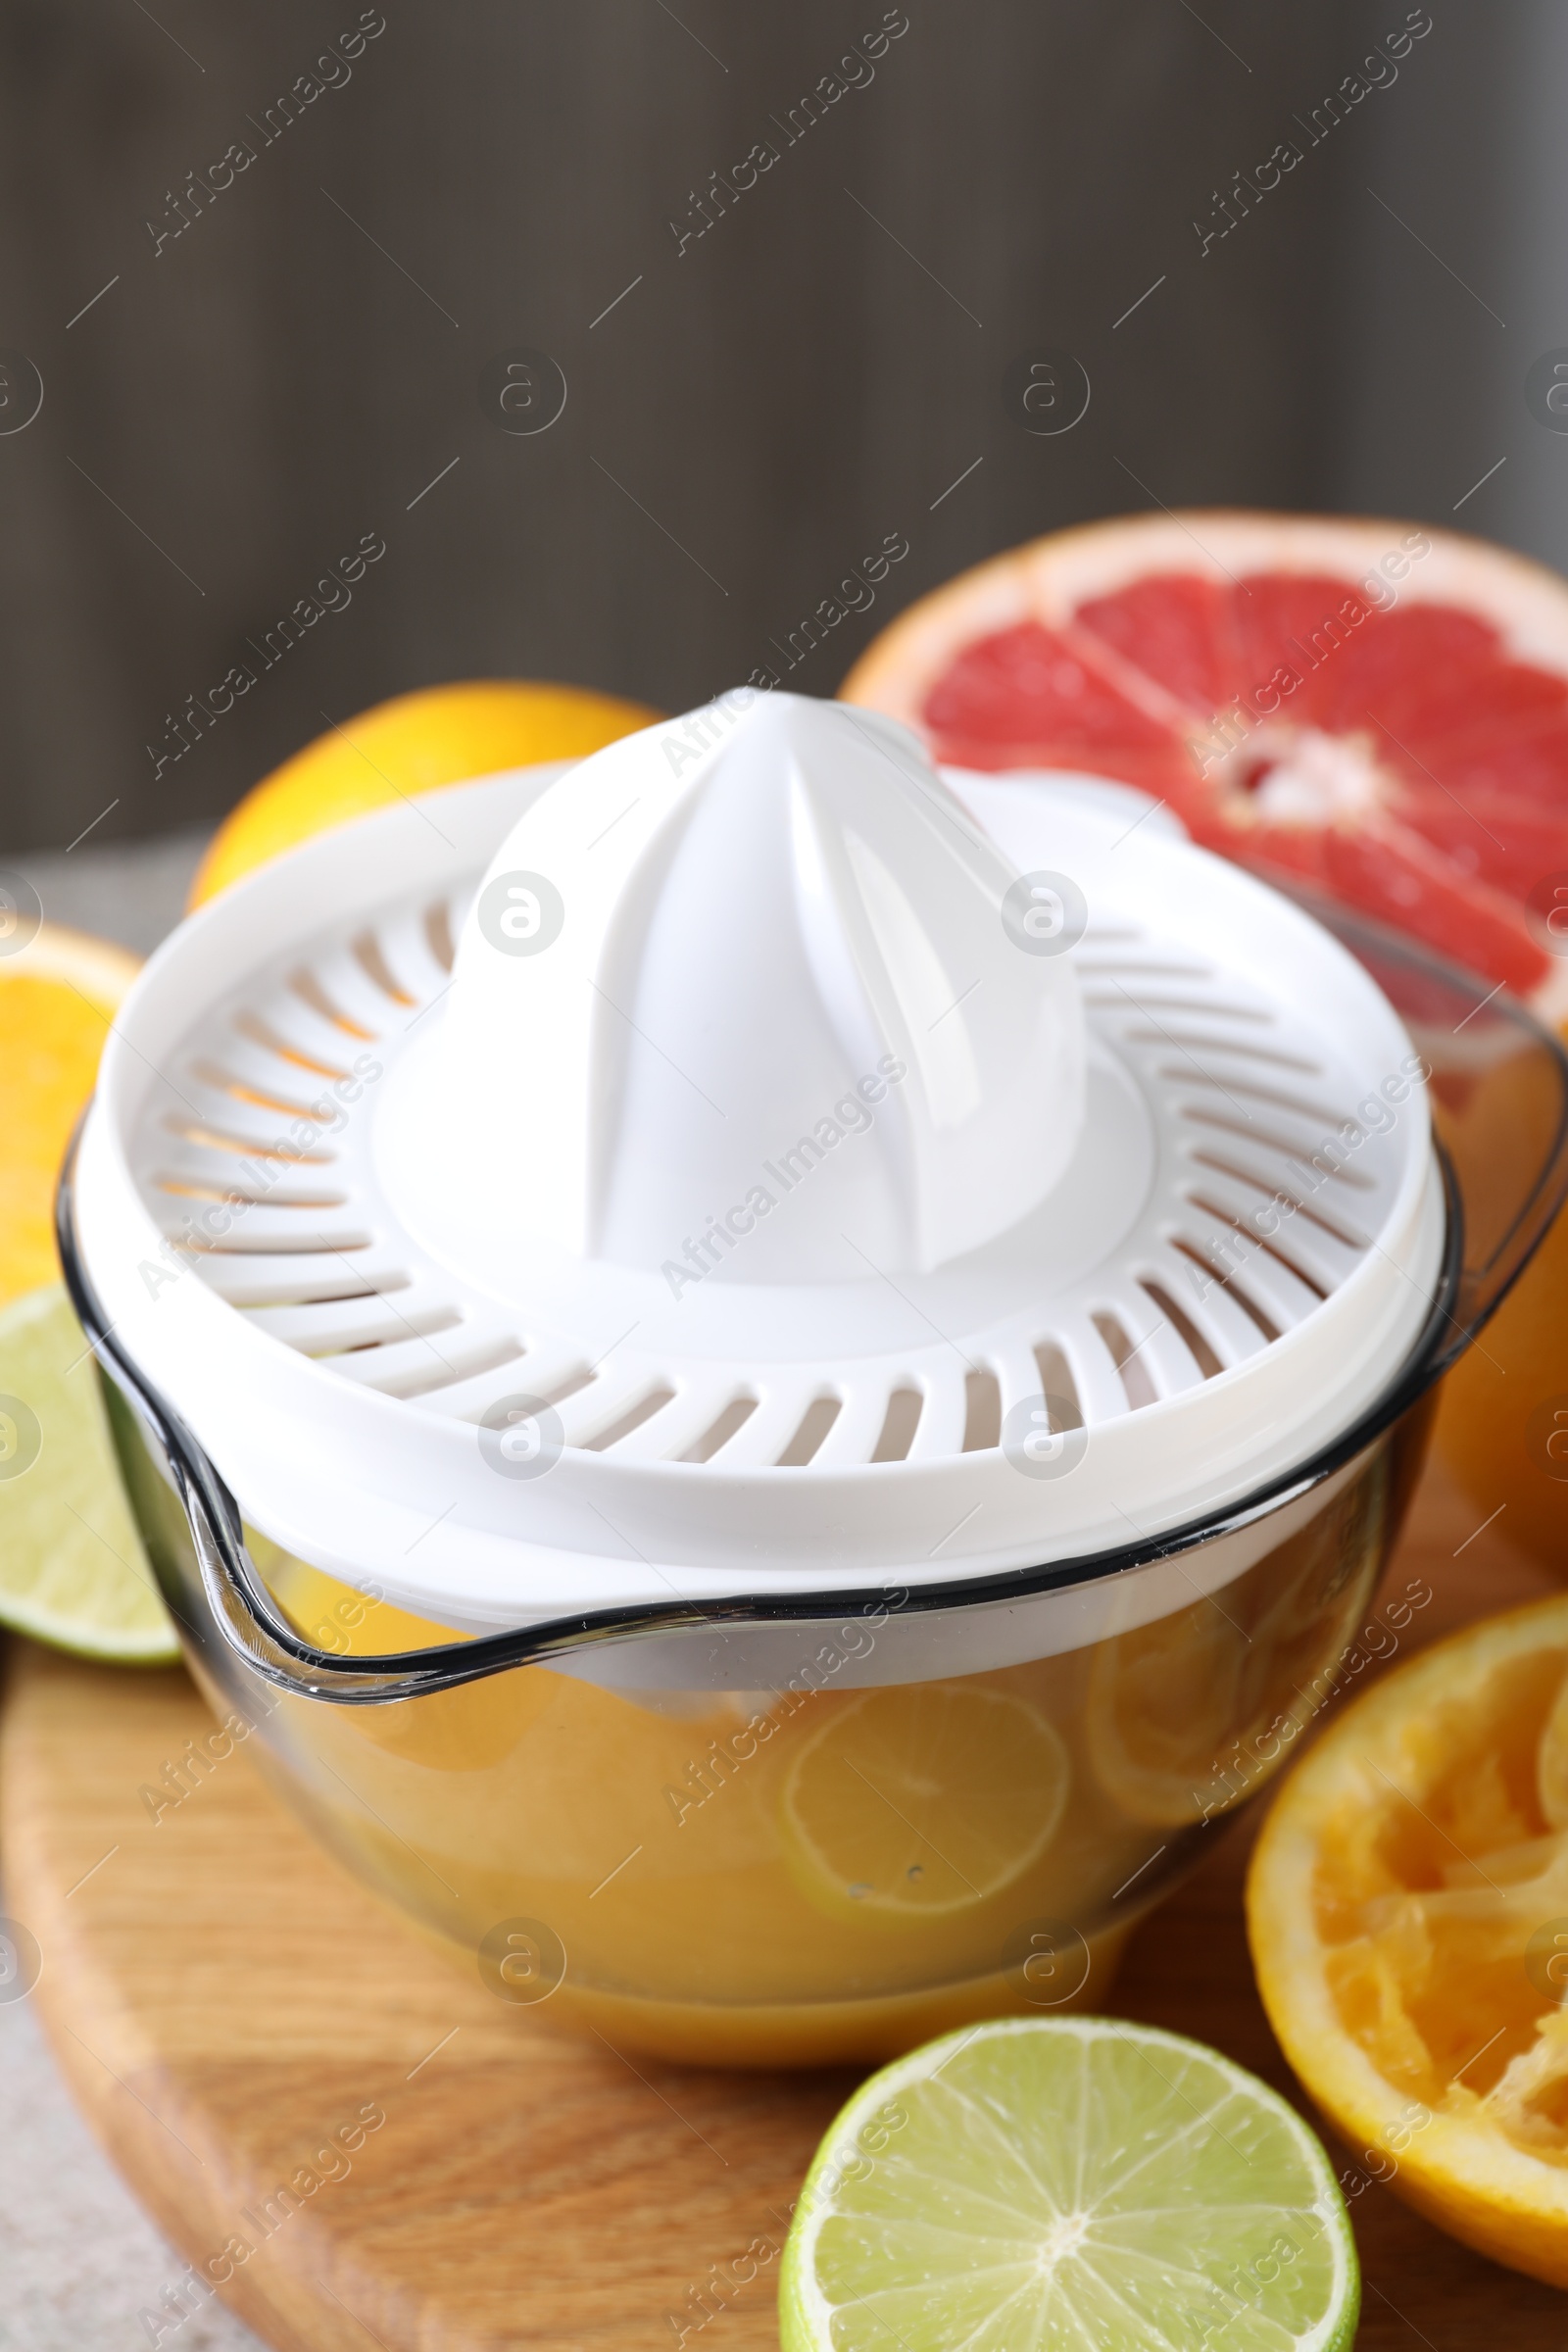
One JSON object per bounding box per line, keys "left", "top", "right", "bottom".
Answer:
{"left": 1187, "top": 1195, "right": 1330, "bottom": 1298}
{"left": 373, "top": 1335, "right": 527, "bottom": 1403}
{"left": 870, "top": 1387, "right": 921, "bottom": 1463}
{"left": 422, "top": 900, "right": 456, "bottom": 973}
{"left": 580, "top": 1385, "right": 679, "bottom": 1452}
{"left": 288, "top": 967, "right": 375, "bottom": 1039}
{"left": 350, "top": 927, "right": 416, "bottom": 1006}
{"left": 1091, "top": 1311, "right": 1158, "bottom": 1412}
{"left": 1085, "top": 993, "right": 1275, "bottom": 1023}
{"left": 1138, "top": 1279, "right": 1223, "bottom": 1382}
{"left": 1159, "top": 1066, "right": 1351, "bottom": 1124}
{"left": 164, "top": 1118, "right": 337, "bottom": 1164}
{"left": 189, "top": 1061, "right": 338, "bottom": 1123}
{"left": 155, "top": 1175, "right": 350, "bottom": 1210}
{"left": 1178, "top": 1104, "right": 1376, "bottom": 1187}
{"left": 1131, "top": 1031, "right": 1324, "bottom": 1074}
{"left": 305, "top": 1301, "right": 465, "bottom": 1358}
{"left": 183, "top": 1231, "right": 376, "bottom": 1256}
{"left": 1075, "top": 957, "right": 1212, "bottom": 981}
{"left": 778, "top": 1396, "right": 844, "bottom": 1467}
{"left": 1032, "top": 1344, "right": 1082, "bottom": 1425}
{"left": 232, "top": 1008, "right": 350, "bottom": 1080}
{"left": 961, "top": 1372, "right": 1002, "bottom": 1452}
{"left": 680, "top": 1394, "right": 760, "bottom": 1462}
{"left": 1169, "top": 1239, "right": 1282, "bottom": 1344}
{"left": 1186, "top": 1153, "right": 1370, "bottom": 1249}
{"left": 525, "top": 1365, "right": 598, "bottom": 1410}
{"left": 221, "top": 1271, "right": 412, "bottom": 1311}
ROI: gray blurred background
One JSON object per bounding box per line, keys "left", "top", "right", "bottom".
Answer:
{"left": 0, "top": 1, "right": 1552, "bottom": 869}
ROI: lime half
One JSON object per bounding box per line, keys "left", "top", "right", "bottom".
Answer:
{"left": 781, "top": 2016, "right": 1358, "bottom": 2352}
{"left": 0, "top": 1284, "right": 178, "bottom": 1662}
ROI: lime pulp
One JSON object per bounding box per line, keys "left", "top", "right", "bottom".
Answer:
{"left": 780, "top": 2014, "right": 1359, "bottom": 2352}
{"left": 0, "top": 1284, "right": 178, "bottom": 1662}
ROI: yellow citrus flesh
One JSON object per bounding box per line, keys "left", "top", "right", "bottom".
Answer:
{"left": 0, "top": 924, "right": 140, "bottom": 1306}
{"left": 1088, "top": 1603, "right": 1250, "bottom": 1828}
{"left": 779, "top": 1683, "right": 1070, "bottom": 1922}
{"left": 1433, "top": 1028, "right": 1568, "bottom": 1574}
{"left": 188, "top": 679, "right": 662, "bottom": 906}
{"left": 1249, "top": 1593, "right": 1568, "bottom": 2286}
{"left": 1087, "top": 1474, "right": 1381, "bottom": 1828}
{"left": 1438, "top": 1210, "right": 1568, "bottom": 1574}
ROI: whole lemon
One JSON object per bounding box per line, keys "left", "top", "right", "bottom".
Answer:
{"left": 189, "top": 678, "right": 661, "bottom": 905}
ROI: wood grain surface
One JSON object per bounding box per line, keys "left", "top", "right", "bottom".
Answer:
{"left": 1, "top": 1451, "right": 1564, "bottom": 2352}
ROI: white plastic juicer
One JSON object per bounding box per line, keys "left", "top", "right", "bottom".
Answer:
{"left": 62, "top": 690, "right": 1477, "bottom": 2062}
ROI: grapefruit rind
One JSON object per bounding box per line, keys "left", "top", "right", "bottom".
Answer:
{"left": 844, "top": 510, "right": 1568, "bottom": 718}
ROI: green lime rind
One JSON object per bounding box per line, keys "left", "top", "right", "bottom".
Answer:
{"left": 780, "top": 2014, "right": 1359, "bottom": 2352}
{"left": 0, "top": 1284, "right": 179, "bottom": 1663}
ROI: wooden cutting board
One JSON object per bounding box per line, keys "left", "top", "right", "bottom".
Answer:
{"left": 2, "top": 1453, "right": 1565, "bottom": 2352}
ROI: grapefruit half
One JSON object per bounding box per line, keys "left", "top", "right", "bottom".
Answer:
{"left": 843, "top": 511, "right": 1568, "bottom": 1574}
{"left": 841, "top": 511, "right": 1568, "bottom": 1022}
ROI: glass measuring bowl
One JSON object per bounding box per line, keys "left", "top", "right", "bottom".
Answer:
{"left": 61, "top": 906, "right": 1568, "bottom": 2068}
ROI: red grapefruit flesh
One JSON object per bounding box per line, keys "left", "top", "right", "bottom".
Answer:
{"left": 841, "top": 513, "right": 1568, "bottom": 1015}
